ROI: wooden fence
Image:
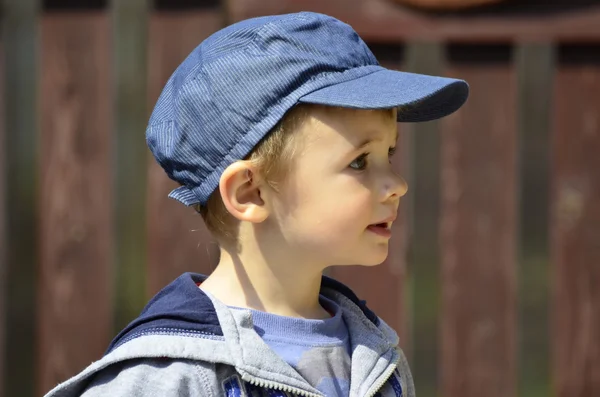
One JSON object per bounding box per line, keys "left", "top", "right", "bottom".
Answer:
{"left": 1, "top": 1, "right": 599, "bottom": 396}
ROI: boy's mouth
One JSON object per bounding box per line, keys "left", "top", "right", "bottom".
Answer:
{"left": 367, "top": 223, "right": 392, "bottom": 238}
{"left": 370, "top": 222, "right": 390, "bottom": 229}
{"left": 367, "top": 216, "right": 395, "bottom": 238}
{"left": 370, "top": 214, "right": 396, "bottom": 229}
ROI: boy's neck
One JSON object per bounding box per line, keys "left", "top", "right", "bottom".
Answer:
{"left": 199, "top": 247, "right": 330, "bottom": 320}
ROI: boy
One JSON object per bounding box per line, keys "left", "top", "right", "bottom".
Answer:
{"left": 46, "top": 11, "right": 468, "bottom": 397}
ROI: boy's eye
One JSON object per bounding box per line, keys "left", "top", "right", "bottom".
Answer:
{"left": 388, "top": 146, "right": 397, "bottom": 162}
{"left": 349, "top": 153, "right": 368, "bottom": 170}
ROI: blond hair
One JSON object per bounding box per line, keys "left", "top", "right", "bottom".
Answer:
{"left": 193, "top": 104, "right": 310, "bottom": 245}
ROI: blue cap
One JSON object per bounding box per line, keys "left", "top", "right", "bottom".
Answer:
{"left": 146, "top": 12, "right": 469, "bottom": 206}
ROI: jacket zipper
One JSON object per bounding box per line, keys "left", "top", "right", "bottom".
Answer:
{"left": 240, "top": 353, "right": 400, "bottom": 397}
{"left": 364, "top": 354, "right": 401, "bottom": 397}
{"left": 241, "top": 372, "right": 323, "bottom": 397}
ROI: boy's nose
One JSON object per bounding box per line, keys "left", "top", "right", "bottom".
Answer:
{"left": 383, "top": 172, "right": 408, "bottom": 202}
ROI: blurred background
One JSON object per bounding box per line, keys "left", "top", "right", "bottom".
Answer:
{"left": 1, "top": 0, "right": 599, "bottom": 396}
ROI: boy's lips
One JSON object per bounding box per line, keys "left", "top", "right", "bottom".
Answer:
{"left": 370, "top": 215, "right": 397, "bottom": 228}
{"left": 367, "top": 215, "right": 397, "bottom": 238}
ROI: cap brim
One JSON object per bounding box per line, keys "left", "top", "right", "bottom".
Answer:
{"left": 298, "top": 68, "right": 469, "bottom": 122}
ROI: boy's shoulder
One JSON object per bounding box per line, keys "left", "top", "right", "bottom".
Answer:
{"left": 78, "top": 358, "right": 215, "bottom": 397}
{"left": 43, "top": 341, "right": 219, "bottom": 397}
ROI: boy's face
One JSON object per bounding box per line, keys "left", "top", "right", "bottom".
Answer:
{"left": 266, "top": 107, "right": 407, "bottom": 267}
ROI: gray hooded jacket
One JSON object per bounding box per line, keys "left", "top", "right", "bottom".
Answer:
{"left": 44, "top": 273, "right": 415, "bottom": 397}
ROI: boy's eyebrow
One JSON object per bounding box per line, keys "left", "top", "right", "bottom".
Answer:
{"left": 354, "top": 129, "right": 399, "bottom": 150}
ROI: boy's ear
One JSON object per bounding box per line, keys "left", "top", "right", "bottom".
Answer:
{"left": 219, "top": 161, "right": 269, "bottom": 223}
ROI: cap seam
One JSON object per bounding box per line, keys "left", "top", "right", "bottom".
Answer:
{"left": 250, "top": 13, "right": 314, "bottom": 50}
{"left": 175, "top": 14, "right": 315, "bottom": 99}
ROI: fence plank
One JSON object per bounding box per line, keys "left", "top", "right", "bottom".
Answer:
{"left": 404, "top": 42, "right": 445, "bottom": 397}
{"left": 227, "top": 0, "right": 600, "bottom": 42}
{"left": 440, "top": 47, "right": 517, "bottom": 397}
{"left": 146, "top": 10, "right": 223, "bottom": 297}
{"left": 0, "top": 36, "right": 5, "bottom": 397}
{"left": 515, "top": 43, "right": 554, "bottom": 397}
{"left": 2, "top": 1, "right": 39, "bottom": 396}
{"left": 552, "top": 46, "right": 600, "bottom": 397}
{"left": 37, "top": 12, "right": 112, "bottom": 395}
{"left": 112, "top": 0, "right": 149, "bottom": 332}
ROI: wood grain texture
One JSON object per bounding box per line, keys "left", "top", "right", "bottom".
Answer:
{"left": 38, "top": 12, "right": 112, "bottom": 395}
{"left": 389, "top": 0, "right": 503, "bottom": 11}
{"left": 227, "top": 0, "right": 600, "bottom": 43}
{"left": 146, "top": 10, "right": 223, "bottom": 297}
{"left": 551, "top": 50, "right": 600, "bottom": 397}
{"left": 440, "top": 57, "right": 517, "bottom": 397}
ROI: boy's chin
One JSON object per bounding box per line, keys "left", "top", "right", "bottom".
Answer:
{"left": 326, "top": 243, "right": 389, "bottom": 267}
{"left": 342, "top": 249, "right": 389, "bottom": 267}
{"left": 358, "top": 256, "right": 388, "bottom": 267}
